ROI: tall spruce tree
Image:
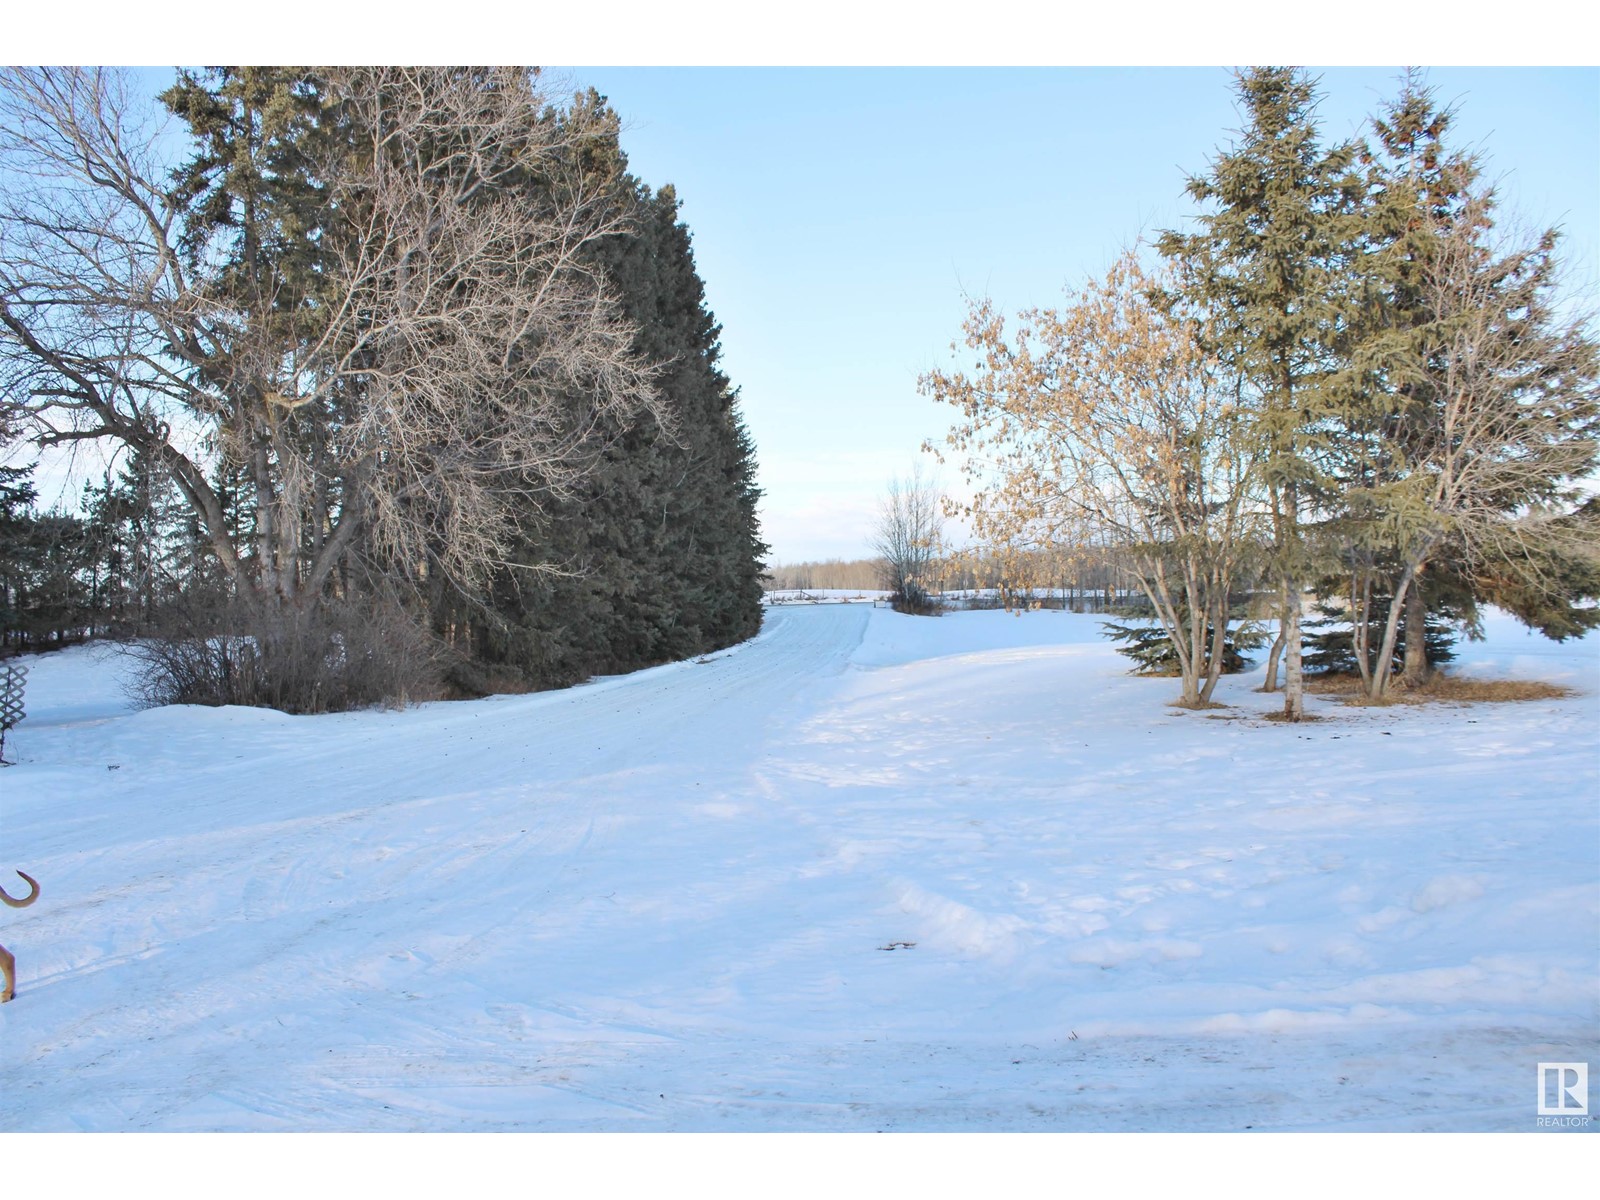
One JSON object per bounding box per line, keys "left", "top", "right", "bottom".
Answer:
{"left": 1317, "top": 73, "right": 1481, "bottom": 693}
{"left": 1336, "top": 75, "right": 1600, "bottom": 698}
{"left": 614, "top": 182, "right": 765, "bottom": 656}
{"left": 437, "top": 96, "right": 765, "bottom": 691}
{"left": 80, "top": 445, "right": 187, "bottom": 633}
{"left": 0, "top": 461, "right": 97, "bottom": 650}
{"left": 0, "top": 457, "right": 37, "bottom": 648}
{"left": 1157, "top": 67, "right": 1365, "bottom": 720}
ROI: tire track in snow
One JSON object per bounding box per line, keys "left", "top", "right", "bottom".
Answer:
{"left": 0, "top": 605, "right": 873, "bottom": 1132}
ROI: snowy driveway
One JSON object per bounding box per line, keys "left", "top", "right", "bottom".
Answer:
{"left": 1, "top": 603, "right": 1596, "bottom": 1131}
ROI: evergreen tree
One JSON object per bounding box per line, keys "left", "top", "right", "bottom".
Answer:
{"left": 0, "top": 461, "right": 97, "bottom": 651}
{"left": 80, "top": 445, "right": 187, "bottom": 633}
{"left": 1302, "top": 587, "right": 1462, "bottom": 677}
{"left": 0, "top": 458, "right": 37, "bottom": 648}
{"left": 449, "top": 99, "right": 765, "bottom": 692}
{"left": 1103, "top": 612, "right": 1268, "bottom": 678}
{"left": 4, "top": 67, "right": 664, "bottom": 709}
{"left": 1157, "top": 67, "right": 1365, "bottom": 720}
{"left": 1463, "top": 501, "right": 1600, "bottom": 643}
{"left": 1327, "top": 74, "right": 1600, "bottom": 698}
{"left": 1330, "top": 74, "right": 1472, "bottom": 686}
{"left": 1161, "top": 69, "right": 1597, "bottom": 706}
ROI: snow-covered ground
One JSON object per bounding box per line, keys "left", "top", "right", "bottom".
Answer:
{"left": 0, "top": 605, "right": 1595, "bottom": 1134}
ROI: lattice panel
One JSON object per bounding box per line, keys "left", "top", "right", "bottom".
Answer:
{"left": 0, "top": 664, "right": 27, "bottom": 732}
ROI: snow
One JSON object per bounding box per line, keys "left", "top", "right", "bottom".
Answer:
{"left": 0, "top": 605, "right": 1596, "bottom": 1136}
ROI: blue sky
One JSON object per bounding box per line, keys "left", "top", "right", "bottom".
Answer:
{"left": 555, "top": 66, "right": 1600, "bottom": 563}
{"left": 12, "top": 52, "right": 1598, "bottom": 568}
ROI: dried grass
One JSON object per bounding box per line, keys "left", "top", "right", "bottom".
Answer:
{"left": 1304, "top": 671, "right": 1574, "bottom": 706}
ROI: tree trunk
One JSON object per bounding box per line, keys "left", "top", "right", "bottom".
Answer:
{"left": 1261, "top": 581, "right": 1287, "bottom": 693}
{"left": 1198, "top": 595, "right": 1230, "bottom": 705}
{"left": 1366, "top": 570, "right": 1413, "bottom": 702}
{"left": 1282, "top": 578, "right": 1304, "bottom": 720}
{"left": 1401, "top": 572, "right": 1430, "bottom": 686}
{"left": 1349, "top": 570, "right": 1373, "bottom": 693}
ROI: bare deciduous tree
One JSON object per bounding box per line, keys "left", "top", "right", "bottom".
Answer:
{"left": 923, "top": 252, "right": 1265, "bottom": 707}
{"left": 871, "top": 464, "right": 944, "bottom": 614}
{"left": 0, "top": 67, "right": 661, "bottom": 623}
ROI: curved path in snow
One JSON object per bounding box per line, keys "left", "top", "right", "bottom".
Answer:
{"left": 3, "top": 604, "right": 889, "bottom": 1132}
{"left": 3, "top": 601, "right": 1596, "bottom": 1133}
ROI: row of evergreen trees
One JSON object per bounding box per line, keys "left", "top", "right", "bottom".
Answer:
{"left": 0, "top": 68, "right": 765, "bottom": 706}
{"left": 0, "top": 449, "right": 218, "bottom": 651}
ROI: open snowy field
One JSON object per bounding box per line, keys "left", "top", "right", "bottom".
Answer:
{"left": 0, "top": 604, "right": 1596, "bottom": 1138}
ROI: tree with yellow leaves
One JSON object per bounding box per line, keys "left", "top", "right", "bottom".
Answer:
{"left": 922, "top": 252, "right": 1266, "bottom": 708}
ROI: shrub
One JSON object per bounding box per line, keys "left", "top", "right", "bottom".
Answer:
{"left": 1302, "top": 597, "right": 1460, "bottom": 676}
{"left": 1101, "top": 616, "right": 1268, "bottom": 676}
{"left": 888, "top": 583, "right": 942, "bottom": 616}
{"left": 122, "top": 592, "right": 445, "bottom": 713}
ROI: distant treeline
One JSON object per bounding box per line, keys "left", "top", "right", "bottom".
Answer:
{"left": 764, "top": 559, "right": 881, "bottom": 591}
{"left": 765, "top": 548, "right": 1131, "bottom": 601}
